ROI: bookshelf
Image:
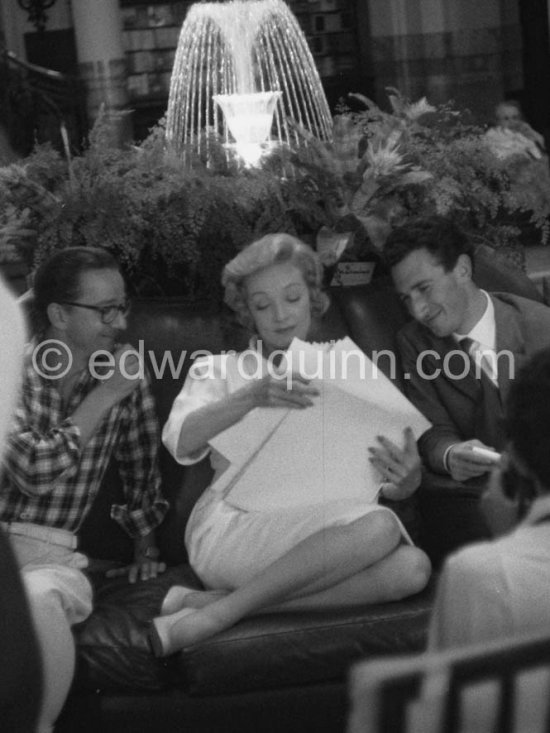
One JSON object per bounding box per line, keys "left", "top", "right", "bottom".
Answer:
{"left": 293, "top": 0, "right": 357, "bottom": 79}
{"left": 120, "top": 2, "right": 190, "bottom": 102}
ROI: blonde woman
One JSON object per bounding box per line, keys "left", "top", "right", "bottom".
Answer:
{"left": 151, "top": 234, "right": 430, "bottom": 655}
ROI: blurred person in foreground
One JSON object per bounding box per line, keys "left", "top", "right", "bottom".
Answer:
{"left": 430, "top": 347, "right": 550, "bottom": 648}
{"left": 0, "top": 275, "right": 42, "bottom": 732}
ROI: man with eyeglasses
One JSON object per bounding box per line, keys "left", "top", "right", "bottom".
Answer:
{"left": 0, "top": 246, "right": 169, "bottom": 733}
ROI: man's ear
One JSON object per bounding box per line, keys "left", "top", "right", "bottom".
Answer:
{"left": 455, "top": 253, "right": 472, "bottom": 282}
{"left": 47, "top": 302, "right": 68, "bottom": 330}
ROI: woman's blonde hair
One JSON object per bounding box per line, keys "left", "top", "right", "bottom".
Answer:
{"left": 222, "top": 233, "right": 329, "bottom": 330}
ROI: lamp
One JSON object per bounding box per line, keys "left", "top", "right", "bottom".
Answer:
{"left": 17, "top": 0, "right": 57, "bottom": 32}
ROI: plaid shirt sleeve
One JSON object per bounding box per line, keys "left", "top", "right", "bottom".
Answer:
{"left": 3, "top": 369, "right": 82, "bottom": 497}
{"left": 110, "top": 375, "right": 169, "bottom": 538}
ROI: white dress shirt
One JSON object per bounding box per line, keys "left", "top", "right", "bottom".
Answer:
{"left": 454, "top": 290, "right": 498, "bottom": 385}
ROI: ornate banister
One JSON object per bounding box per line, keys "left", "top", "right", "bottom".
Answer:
{"left": 0, "top": 49, "right": 88, "bottom": 157}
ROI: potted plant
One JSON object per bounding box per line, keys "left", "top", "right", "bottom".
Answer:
{"left": 286, "top": 89, "right": 550, "bottom": 272}
{"left": 2, "top": 91, "right": 549, "bottom": 301}
{"left": 0, "top": 114, "right": 329, "bottom": 303}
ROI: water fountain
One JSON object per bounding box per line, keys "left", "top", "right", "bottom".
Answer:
{"left": 166, "top": 0, "right": 333, "bottom": 165}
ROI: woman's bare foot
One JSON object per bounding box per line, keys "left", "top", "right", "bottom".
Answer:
{"left": 160, "top": 586, "right": 229, "bottom": 616}
{"left": 150, "top": 607, "right": 227, "bottom": 656}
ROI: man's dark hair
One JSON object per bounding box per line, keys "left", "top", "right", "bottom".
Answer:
{"left": 383, "top": 216, "right": 475, "bottom": 272}
{"left": 506, "top": 348, "right": 550, "bottom": 489}
{"left": 32, "top": 247, "right": 120, "bottom": 333}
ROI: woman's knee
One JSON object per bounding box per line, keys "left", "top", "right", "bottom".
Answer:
{"left": 394, "top": 546, "right": 431, "bottom": 598}
{"left": 353, "top": 509, "right": 402, "bottom": 550}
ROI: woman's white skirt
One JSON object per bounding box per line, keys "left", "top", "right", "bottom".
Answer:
{"left": 185, "top": 490, "right": 410, "bottom": 590}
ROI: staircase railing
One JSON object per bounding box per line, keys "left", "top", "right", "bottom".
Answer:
{"left": 0, "top": 50, "right": 88, "bottom": 157}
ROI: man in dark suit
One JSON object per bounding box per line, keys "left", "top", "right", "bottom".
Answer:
{"left": 384, "top": 216, "right": 550, "bottom": 486}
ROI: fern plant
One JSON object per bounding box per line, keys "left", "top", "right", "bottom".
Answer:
{"left": 2, "top": 92, "right": 548, "bottom": 299}
{"left": 0, "top": 114, "right": 327, "bottom": 300}
{"left": 289, "top": 89, "right": 550, "bottom": 268}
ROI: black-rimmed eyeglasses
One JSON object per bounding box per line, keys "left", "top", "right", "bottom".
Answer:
{"left": 60, "top": 300, "right": 131, "bottom": 324}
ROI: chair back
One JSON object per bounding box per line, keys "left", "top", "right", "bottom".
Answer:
{"left": 348, "top": 630, "right": 550, "bottom": 733}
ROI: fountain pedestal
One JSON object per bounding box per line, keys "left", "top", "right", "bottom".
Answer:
{"left": 213, "top": 91, "right": 282, "bottom": 165}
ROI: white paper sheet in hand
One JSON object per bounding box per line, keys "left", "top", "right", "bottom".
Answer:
{"left": 209, "top": 404, "right": 288, "bottom": 495}
{"left": 324, "top": 337, "right": 431, "bottom": 427}
{"left": 225, "top": 381, "right": 381, "bottom": 511}
{"left": 212, "top": 338, "right": 431, "bottom": 512}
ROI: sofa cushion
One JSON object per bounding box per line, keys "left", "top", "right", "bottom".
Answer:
{"left": 73, "top": 564, "right": 201, "bottom": 692}
{"left": 473, "top": 243, "right": 543, "bottom": 302}
{"left": 178, "top": 582, "right": 435, "bottom": 696}
{"left": 332, "top": 280, "right": 408, "bottom": 360}
{"left": 72, "top": 565, "right": 434, "bottom": 696}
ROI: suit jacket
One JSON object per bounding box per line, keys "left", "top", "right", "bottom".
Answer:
{"left": 397, "top": 292, "right": 550, "bottom": 474}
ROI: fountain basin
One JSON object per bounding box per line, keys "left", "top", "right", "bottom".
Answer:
{"left": 213, "top": 91, "right": 282, "bottom": 145}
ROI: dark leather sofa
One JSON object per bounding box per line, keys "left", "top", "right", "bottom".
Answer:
{"left": 55, "top": 248, "right": 544, "bottom": 733}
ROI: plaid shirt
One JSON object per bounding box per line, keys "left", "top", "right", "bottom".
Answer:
{"left": 0, "top": 342, "right": 169, "bottom": 538}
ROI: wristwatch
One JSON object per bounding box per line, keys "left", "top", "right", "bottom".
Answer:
{"left": 142, "top": 546, "right": 160, "bottom": 561}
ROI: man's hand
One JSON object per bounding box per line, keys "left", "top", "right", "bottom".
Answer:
{"left": 249, "top": 374, "right": 319, "bottom": 409}
{"left": 105, "top": 556, "right": 167, "bottom": 584}
{"left": 105, "top": 535, "right": 166, "bottom": 584}
{"left": 72, "top": 344, "right": 145, "bottom": 446}
{"left": 99, "top": 343, "right": 144, "bottom": 404}
{"left": 107, "top": 557, "right": 167, "bottom": 584}
{"left": 368, "top": 427, "right": 422, "bottom": 501}
{"left": 447, "top": 439, "right": 498, "bottom": 482}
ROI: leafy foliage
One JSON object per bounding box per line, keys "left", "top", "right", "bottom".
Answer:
{"left": 0, "top": 114, "right": 328, "bottom": 300}
{"left": 2, "top": 91, "right": 549, "bottom": 297}
{"left": 289, "top": 89, "right": 550, "bottom": 266}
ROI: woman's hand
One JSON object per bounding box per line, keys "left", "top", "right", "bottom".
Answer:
{"left": 249, "top": 374, "right": 319, "bottom": 409}
{"left": 368, "top": 427, "right": 422, "bottom": 501}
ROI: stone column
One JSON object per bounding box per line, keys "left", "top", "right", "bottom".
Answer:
{"left": 70, "top": 0, "right": 132, "bottom": 145}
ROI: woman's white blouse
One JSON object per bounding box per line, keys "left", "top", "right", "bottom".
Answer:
{"left": 162, "top": 346, "right": 268, "bottom": 473}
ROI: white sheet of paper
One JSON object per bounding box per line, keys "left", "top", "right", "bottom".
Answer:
{"left": 226, "top": 381, "right": 377, "bottom": 510}
{"left": 209, "top": 405, "right": 289, "bottom": 494}
{"left": 210, "top": 338, "right": 431, "bottom": 512}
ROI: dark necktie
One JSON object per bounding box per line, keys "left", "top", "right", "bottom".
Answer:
{"left": 459, "top": 337, "right": 504, "bottom": 449}
{"left": 460, "top": 337, "right": 497, "bottom": 385}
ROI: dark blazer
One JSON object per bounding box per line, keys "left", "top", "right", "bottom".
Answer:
{"left": 397, "top": 292, "right": 550, "bottom": 473}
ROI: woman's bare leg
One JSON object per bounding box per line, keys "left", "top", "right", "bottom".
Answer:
{"left": 161, "top": 546, "right": 429, "bottom": 616}
{"left": 266, "top": 545, "right": 430, "bottom": 611}
{"left": 152, "top": 511, "right": 429, "bottom": 655}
